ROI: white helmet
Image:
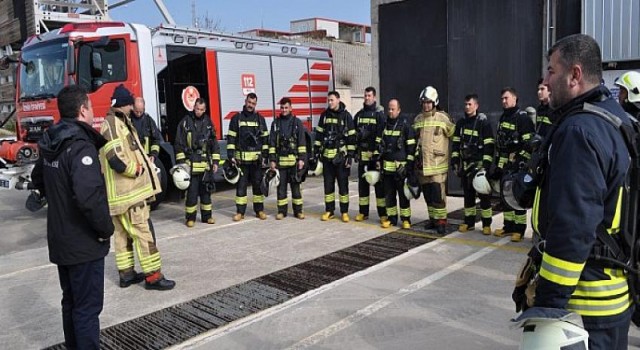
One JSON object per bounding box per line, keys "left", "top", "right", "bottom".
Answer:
{"left": 261, "top": 169, "right": 280, "bottom": 197}
{"left": 403, "top": 179, "right": 421, "bottom": 200}
{"left": 472, "top": 169, "right": 492, "bottom": 195}
{"left": 519, "top": 318, "right": 589, "bottom": 350}
{"left": 419, "top": 86, "right": 439, "bottom": 105}
{"left": 223, "top": 162, "right": 241, "bottom": 184}
{"left": 490, "top": 179, "right": 501, "bottom": 194}
{"left": 169, "top": 165, "right": 190, "bottom": 190}
{"left": 363, "top": 170, "right": 381, "bottom": 186}
{"left": 309, "top": 159, "right": 323, "bottom": 176}
{"left": 615, "top": 71, "right": 640, "bottom": 105}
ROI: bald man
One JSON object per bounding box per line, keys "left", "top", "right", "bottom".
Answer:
{"left": 131, "top": 97, "right": 164, "bottom": 163}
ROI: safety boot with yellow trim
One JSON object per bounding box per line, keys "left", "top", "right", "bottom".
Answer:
{"left": 321, "top": 212, "right": 335, "bottom": 221}
{"left": 381, "top": 220, "right": 392, "bottom": 228}
{"left": 493, "top": 228, "right": 506, "bottom": 237}
{"left": 233, "top": 213, "right": 244, "bottom": 221}
{"left": 402, "top": 220, "right": 411, "bottom": 229}
{"left": 256, "top": 211, "right": 267, "bottom": 220}
{"left": 206, "top": 217, "right": 215, "bottom": 224}
{"left": 186, "top": 220, "right": 195, "bottom": 228}
{"left": 482, "top": 226, "right": 492, "bottom": 235}
{"left": 458, "top": 224, "right": 470, "bottom": 232}
{"left": 341, "top": 213, "right": 350, "bottom": 223}
{"left": 355, "top": 213, "right": 368, "bottom": 222}
{"left": 379, "top": 216, "right": 388, "bottom": 224}
{"left": 511, "top": 233, "right": 523, "bottom": 242}
{"left": 295, "top": 212, "right": 305, "bottom": 220}
{"left": 276, "top": 213, "right": 285, "bottom": 220}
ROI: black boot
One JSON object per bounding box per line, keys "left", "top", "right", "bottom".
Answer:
{"left": 144, "top": 272, "right": 176, "bottom": 291}
{"left": 119, "top": 270, "right": 145, "bottom": 288}
{"left": 436, "top": 219, "right": 447, "bottom": 235}
{"left": 424, "top": 219, "right": 437, "bottom": 230}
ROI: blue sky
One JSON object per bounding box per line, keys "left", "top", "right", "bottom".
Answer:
{"left": 110, "top": 0, "right": 371, "bottom": 33}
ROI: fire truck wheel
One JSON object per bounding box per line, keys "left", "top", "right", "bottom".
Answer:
{"left": 149, "top": 157, "right": 167, "bottom": 211}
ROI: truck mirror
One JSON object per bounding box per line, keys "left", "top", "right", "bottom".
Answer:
{"left": 90, "top": 52, "right": 103, "bottom": 77}
{"left": 67, "top": 41, "right": 75, "bottom": 75}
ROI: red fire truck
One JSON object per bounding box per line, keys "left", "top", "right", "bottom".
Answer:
{"left": 0, "top": 21, "right": 334, "bottom": 202}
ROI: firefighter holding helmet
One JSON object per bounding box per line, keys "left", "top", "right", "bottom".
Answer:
{"left": 174, "top": 97, "right": 221, "bottom": 227}
{"left": 413, "top": 86, "right": 455, "bottom": 234}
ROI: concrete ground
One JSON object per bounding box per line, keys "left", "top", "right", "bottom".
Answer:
{"left": 0, "top": 176, "right": 639, "bottom": 349}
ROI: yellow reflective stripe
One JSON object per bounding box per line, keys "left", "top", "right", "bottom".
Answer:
{"left": 201, "top": 203, "right": 212, "bottom": 211}
{"left": 124, "top": 162, "right": 138, "bottom": 177}
{"left": 211, "top": 154, "right": 220, "bottom": 161}
{"left": 406, "top": 139, "right": 416, "bottom": 145}
{"left": 413, "top": 121, "right": 449, "bottom": 128}
{"left": 315, "top": 126, "right": 324, "bottom": 133}
{"left": 481, "top": 208, "right": 492, "bottom": 218}
{"left": 358, "top": 118, "right": 377, "bottom": 124}
{"left": 537, "top": 116, "right": 552, "bottom": 124}
{"left": 572, "top": 277, "right": 628, "bottom": 298}
{"left": 347, "top": 129, "right": 356, "bottom": 136}
{"left": 239, "top": 151, "right": 261, "bottom": 161}
{"left": 451, "top": 152, "right": 460, "bottom": 157}
{"left": 339, "top": 194, "right": 349, "bottom": 203}
{"left": 499, "top": 122, "right": 515, "bottom": 130}
{"left": 407, "top": 155, "right": 415, "bottom": 161}
{"left": 359, "top": 197, "right": 369, "bottom": 205}
{"left": 323, "top": 149, "right": 337, "bottom": 158}
{"left": 115, "top": 250, "right": 135, "bottom": 270}
{"left": 269, "top": 147, "right": 276, "bottom": 154}
{"left": 227, "top": 144, "right": 236, "bottom": 150}
{"left": 383, "top": 160, "right": 406, "bottom": 172}
{"left": 324, "top": 118, "right": 339, "bottom": 124}
{"left": 484, "top": 138, "right": 495, "bottom": 144}
{"left": 346, "top": 145, "right": 356, "bottom": 151}
{"left": 567, "top": 293, "right": 630, "bottom": 317}
{"left": 150, "top": 144, "right": 160, "bottom": 154}
{"left": 176, "top": 153, "right": 186, "bottom": 161}
{"left": 452, "top": 136, "right": 461, "bottom": 142}
{"left": 483, "top": 155, "right": 493, "bottom": 162}
{"left": 376, "top": 198, "right": 386, "bottom": 207}
{"left": 292, "top": 198, "right": 303, "bottom": 205}
{"left": 144, "top": 136, "right": 150, "bottom": 154}
{"left": 235, "top": 196, "right": 248, "bottom": 205}
{"left": 325, "top": 193, "right": 335, "bottom": 201}
{"left": 297, "top": 146, "right": 306, "bottom": 153}
{"left": 108, "top": 183, "right": 155, "bottom": 206}
{"left": 253, "top": 195, "right": 265, "bottom": 203}
{"left": 186, "top": 205, "right": 197, "bottom": 214}
{"left": 384, "top": 130, "right": 401, "bottom": 136}
{"left": 522, "top": 133, "right": 532, "bottom": 141}
{"left": 239, "top": 121, "right": 259, "bottom": 127}
{"left": 540, "top": 253, "right": 585, "bottom": 286}
{"left": 103, "top": 139, "right": 123, "bottom": 153}
{"left": 609, "top": 187, "right": 623, "bottom": 233}
{"left": 387, "top": 206, "right": 398, "bottom": 215}
{"left": 462, "top": 129, "right": 478, "bottom": 136}
{"left": 187, "top": 132, "right": 192, "bottom": 149}
{"left": 400, "top": 208, "right": 411, "bottom": 216}
{"left": 421, "top": 164, "right": 448, "bottom": 174}
{"left": 227, "top": 130, "right": 237, "bottom": 137}
{"left": 464, "top": 207, "right": 476, "bottom": 216}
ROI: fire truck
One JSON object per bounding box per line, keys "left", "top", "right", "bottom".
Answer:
{"left": 0, "top": 20, "right": 334, "bottom": 204}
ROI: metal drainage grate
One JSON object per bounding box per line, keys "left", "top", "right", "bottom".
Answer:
{"left": 43, "top": 203, "right": 497, "bottom": 349}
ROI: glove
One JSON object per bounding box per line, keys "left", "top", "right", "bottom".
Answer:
{"left": 513, "top": 256, "right": 536, "bottom": 313}
{"left": 135, "top": 164, "right": 145, "bottom": 177}
{"left": 345, "top": 156, "right": 353, "bottom": 168}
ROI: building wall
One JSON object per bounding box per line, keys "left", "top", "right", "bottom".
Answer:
{"left": 315, "top": 19, "right": 340, "bottom": 39}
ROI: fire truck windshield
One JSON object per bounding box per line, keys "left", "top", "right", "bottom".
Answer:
{"left": 19, "top": 39, "right": 68, "bottom": 101}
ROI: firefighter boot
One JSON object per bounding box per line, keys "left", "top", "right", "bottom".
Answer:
{"left": 458, "top": 218, "right": 475, "bottom": 233}
{"left": 295, "top": 212, "right": 305, "bottom": 220}
{"left": 186, "top": 220, "right": 195, "bottom": 228}
{"left": 436, "top": 220, "right": 447, "bottom": 235}
{"left": 321, "top": 212, "right": 335, "bottom": 221}
{"left": 144, "top": 272, "right": 176, "bottom": 291}
{"left": 379, "top": 216, "right": 388, "bottom": 224}
{"left": 119, "top": 270, "right": 145, "bottom": 288}
{"left": 355, "top": 213, "right": 368, "bottom": 222}
{"left": 206, "top": 217, "right": 215, "bottom": 224}
{"left": 482, "top": 226, "right": 492, "bottom": 235}
{"left": 402, "top": 220, "right": 411, "bottom": 229}
{"left": 233, "top": 213, "right": 244, "bottom": 222}
{"left": 276, "top": 213, "right": 285, "bottom": 220}
{"left": 424, "top": 219, "right": 437, "bottom": 230}
{"left": 511, "top": 233, "right": 523, "bottom": 242}
{"left": 341, "top": 213, "right": 350, "bottom": 223}
{"left": 493, "top": 228, "right": 506, "bottom": 237}
{"left": 256, "top": 211, "right": 267, "bottom": 220}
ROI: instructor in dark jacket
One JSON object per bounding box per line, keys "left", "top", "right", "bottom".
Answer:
{"left": 31, "top": 85, "right": 114, "bottom": 349}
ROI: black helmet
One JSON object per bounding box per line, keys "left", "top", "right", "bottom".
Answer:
{"left": 294, "top": 164, "right": 308, "bottom": 183}
{"left": 500, "top": 170, "right": 538, "bottom": 210}
{"left": 223, "top": 161, "right": 241, "bottom": 184}
{"left": 260, "top": 169, "right": 280, "bottom": 197}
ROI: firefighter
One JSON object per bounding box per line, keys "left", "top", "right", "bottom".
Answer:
{"left": 353, "top": 86, "right": 387, "bottom": 223}
{"left": 615, "top": 70, "right": 640, "bottom": 118}
{"left": 131, "top": 97, "right": 163, "bottom": 162}
{"left": 450, "top": 94, "right": 495, "bottom": 234}
{"left": 379, "top": 99, "right": 416, "bottom": 229}
{"left": 227, "top": 93, "right": 269, "bottom": 221}
{"left": 175, "top": 98, "right": 221, "bottom": 227}
{"left": 515, "top": 33, "right": 632, "bottom": 350}
{"left": 99, "top": 84, "right": 175, "bottom": 291}
{"left": 491, "top": 87, "right": 535, "bottom": 242}
{"left": 535, "top": 78, "right": 553, "bottom": 139}
{"left": 31, "top": 86, "right": 114, "bottom": 349}
{"left": 413, "top": 86, "right": 455, "bottom": 234}
{"left": 314, "top": 91, "right": 356, "bottom": 222}
{"left": 268, "top": 97, "right": 307, "bottom": 219}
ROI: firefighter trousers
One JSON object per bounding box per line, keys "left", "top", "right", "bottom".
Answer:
{"left": 421, "top": 181, "right": 447, "bottom": 221}
{"left": 384, "top": 173, "right": 410, "bottom": 223}
{"left": 113, "top": 201, "right": 162, "bottom": 275}
{"left": 358, "top": 163, "right": 386, "bottom": 218}
{"left": 236, "top": 162, "right": 265, "bottom": 215}
{"left": 502, "top": 209, "right": 527, "bottom": 234}
{"left": 461, "top": 173, "right": 492, "bottom": 227}
{"left": 323, "top": 159, "right": 350, "bottom": 214}
{"left": 185, "top": 172, "right": 213, "bottom": 222}
{"left": 276, "top": 167, "right": 303, "bottom": 216}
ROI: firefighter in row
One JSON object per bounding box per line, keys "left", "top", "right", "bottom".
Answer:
{"left": 535, "top": 78, "right": 553, "bottom": 139}
{"left": 615, "top": 70, "right": 640, "bottom": 119}
{"left": 268, "top": 97, "right": 307, "bottom": 220}
{"left": 353, "top": 87, "right": 387, "bottom": 223}
{"left": 132, "top": 97, "right": 164, "bottom": 163}
{"left": 174, "top": 98, "right": 221, "bottom": 227}
{"left": 227, "top": 93, "right": 269, "bottom": 221}
{"left": 450, "top": 94, "right": 495, "bottom": 235}
{"left": 492, "top": 87, "right": 535, "bottom": 242}
{"left": 99, "top": 84, "right": 175, "bottom": 290}
{"left": 378, "top": 99, "right": 416, "bottom": 229}
{"left": 314, "top": 91, "right": 356, "bottom": 222}
{"left": 413, "top": 86, "right": 455, "bottom": 234}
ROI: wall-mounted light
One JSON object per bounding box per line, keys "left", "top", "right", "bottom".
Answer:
{"left": 281, "top": 46, "right": 289, "bottom": 53}
{"left": 187, "top": 36, "right": 197, "bottom": 45}
{"left": 234, "top": 42, "right": 243, "bottom": 49}
{"left": 173, "top": 35, "right": 184, "bottom": 44}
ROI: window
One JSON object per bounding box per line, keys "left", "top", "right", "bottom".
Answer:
{"left": 77, "top": 39, "right": 126, "bottom": 91}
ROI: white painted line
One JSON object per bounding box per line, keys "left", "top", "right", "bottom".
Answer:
{"left": 171, "top": 232, "right": 482, "bottom": 350}
{"left": 285, "top": 236, "right": 512, "bottom": 349}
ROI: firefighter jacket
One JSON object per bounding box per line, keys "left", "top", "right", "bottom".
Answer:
{"left": 354, "top": 102, "right": 385, "bottom": 162}
{"left": 535, "top": 103, "right": 554, "bottom": 139}
{"left": 532, "top": 86, "right": 631, "bottom": 327}
{"left": 31, "top": 119, "right": 114, "bottom": 266}
{"left": 131, "top": 112, "right": 163, "bottom": 158}
{"left": 379, "top": 114, "right": 416, "bottom": 173}
{"left": 175, "top": 112, "right": 221, "bottom": 174}
{"left": 314, "top": 102, "right": 356, "bottom": 161}
{"left": 494, "top": 106, "right": 535, "bottom": 170}
{"left": 226, "top": 107, "right": 269, "bottom": 163}
{"left": 450, "top": 113, "right": 495, "bottom": 172}
{"left": 413, "top": 109, "right": 455, "bottom": 177}
{"left": 99, "top": 108, "right": 161, "bottom": 216}
{"left": 268, "top": 112, "right": 307, "bottom": 168}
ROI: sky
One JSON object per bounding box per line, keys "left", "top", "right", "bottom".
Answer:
{"left": 109, "top": 0, "right": 371, "bottom": 33}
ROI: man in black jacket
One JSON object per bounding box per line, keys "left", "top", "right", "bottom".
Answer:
{"left": 31, "top": 85, "right": 114, "bottom": 349}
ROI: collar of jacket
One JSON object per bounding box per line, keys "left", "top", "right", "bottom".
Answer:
{"left": 326, "top": 101, "right": 347, "bottom": 115}
{"left": 241, "top": 106, "right": 258, "bottom": 118}
{"left": 502, "top": 106, "right": 520, "bottom": 117}
{"left": 278, "top": 112, "right": 294, "bottom": 120}
{"left": 39, "top": 119, "right": 106, "bottom": 160}
{"left": 551, "top": 85, "right": 610, "bottom": 121}
{"left": 362, "top": 102, "right": 378, "bottom": 112}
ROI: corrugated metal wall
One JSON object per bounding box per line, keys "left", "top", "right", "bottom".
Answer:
{"left": 582, "top": 0, "right": 640, "bottom": 62}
